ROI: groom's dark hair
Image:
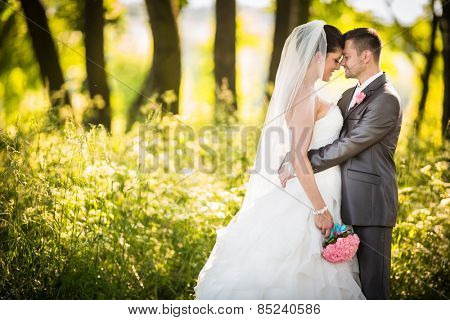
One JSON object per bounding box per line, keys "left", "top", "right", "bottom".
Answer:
{"left": 343, "top": 28, "right": 382, "bottom": 62}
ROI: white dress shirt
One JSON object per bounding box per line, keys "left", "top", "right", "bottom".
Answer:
{"left": 348, "top": 71, "right": 384, "bottom": 110}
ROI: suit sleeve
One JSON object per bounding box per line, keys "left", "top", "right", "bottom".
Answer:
{"left": 308, "top": 93, "right": 400, "bottom": 172}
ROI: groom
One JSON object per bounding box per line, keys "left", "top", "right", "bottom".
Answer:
{"left": 279, "top": 28, "right": 402, "bottom": 299}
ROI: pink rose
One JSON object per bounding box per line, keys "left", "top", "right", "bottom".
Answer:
{"left": 322, "top": 234, "right": 360, "bottom": 263}
{"left": 355, "top": 92, "right": 366, "bottom": 105}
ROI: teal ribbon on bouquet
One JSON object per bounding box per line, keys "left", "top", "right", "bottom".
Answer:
{"left": 327, "top": 223, "right": 349, "bottom": 240}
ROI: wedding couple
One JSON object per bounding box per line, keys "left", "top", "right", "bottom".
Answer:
{"left": 194, "top": 20, "right": 402, "bottom": 300}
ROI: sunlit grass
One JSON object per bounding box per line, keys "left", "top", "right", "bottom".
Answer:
{"left": 0, "top": 2, "right": 448, "bottom": 299}
{"left": 0, "top": 104, "right": 448, "bottom": 299}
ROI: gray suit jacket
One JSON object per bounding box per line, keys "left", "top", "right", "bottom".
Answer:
{"left": 308, "top": 73, "right": 403, "bottom": 227}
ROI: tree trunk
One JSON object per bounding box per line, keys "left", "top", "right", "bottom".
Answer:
{"left": 171, "top": 0, "right": 181, "bottom": 17}
{"left": 128, "top": 0, "right": 181, "bottom": 131}
{"left": 267, "top": 0, "right": 311, "bottom": 97}
{"left": 214, "top": 0, "right": 237, "bottom": 123}
{"left": 288, "top": 0, "right": 311, "bottom": 32}
{"left": 441, "top": 0, "right": 450, "bottom": 139}
{"left": 268, "top": 0, "right": 291, "bottom": 93}
{"left": 83, "top": 0, "right": 111, "bottom": 131}
{"left": 19, "top": 0, "right": 70, "bottom": 118}
{"left": 416, "top": 0, "right": 438, "bottom": 134}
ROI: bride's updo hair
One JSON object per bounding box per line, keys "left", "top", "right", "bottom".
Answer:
{"left": 323, "top": 25, "right": 344, "bottom": 53}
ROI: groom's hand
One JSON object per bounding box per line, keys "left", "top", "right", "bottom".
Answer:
{"left": 278, "top": 164, "right": 296, "bottom": 188}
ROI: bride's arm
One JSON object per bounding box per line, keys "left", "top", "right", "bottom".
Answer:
{"left": 286, "top": 97, "right": 333, "bottom": 235}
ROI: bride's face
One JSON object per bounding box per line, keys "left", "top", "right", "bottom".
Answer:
{"left": 322, "top": 50, "right": 343, "bottom": 82}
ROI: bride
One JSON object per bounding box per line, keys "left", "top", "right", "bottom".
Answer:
{"left": 194, "top": 20, "right": 366, "bottom": 300}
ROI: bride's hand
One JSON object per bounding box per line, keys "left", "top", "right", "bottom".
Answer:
{"left": 314, "top": 211, "right": 334, "bottom": 238}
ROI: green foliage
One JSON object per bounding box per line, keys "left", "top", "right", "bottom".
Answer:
{"left": 0, "top": 115, "right": 249, "bottom": 299}
{"left": 0, "top": 111, "right": 448, "bottom": 299}
{"left": 391, "top": 205, "right": 449, "bottom": 299}
{"left": 0, "top": 0, "right": 448, "bottom": 300}
{"left": 391, "top": 140, "right": 449, "bottom": 299}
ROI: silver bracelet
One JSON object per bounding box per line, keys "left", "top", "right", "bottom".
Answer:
{"left": 313, "top": 205, "right": 328, "bottom": 215}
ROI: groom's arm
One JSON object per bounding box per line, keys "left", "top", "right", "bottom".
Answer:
{"left": 308, "top": 94, "right": 400, "bottom": 173}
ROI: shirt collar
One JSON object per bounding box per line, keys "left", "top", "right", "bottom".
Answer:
{"left": 357, "top": 71, "right": 384, "bottom": 91}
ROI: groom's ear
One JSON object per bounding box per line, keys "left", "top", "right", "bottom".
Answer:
{"left": 361, "top": 50, "right": 372, "bottom": 63}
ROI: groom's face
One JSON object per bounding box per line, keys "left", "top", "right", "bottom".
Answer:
{"left": 340, "top": 40, "right": 363, "bottom": 79}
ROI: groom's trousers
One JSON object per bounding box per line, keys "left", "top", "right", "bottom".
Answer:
{"left": 352, "top": 226, "right": 393, "bottom": 300}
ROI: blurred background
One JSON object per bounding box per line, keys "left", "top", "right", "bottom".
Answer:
{"left": 0, "top": 0, "right": 448, "bottom": 299}
{"left": 0, "top": 0, "right": 448, "bottom": 136}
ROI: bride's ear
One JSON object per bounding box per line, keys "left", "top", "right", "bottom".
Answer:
{"left": 315, "top": 52, "right": 322, "bottom": 64}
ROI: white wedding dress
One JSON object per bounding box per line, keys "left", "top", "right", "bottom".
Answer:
{"left": 194, "top": 103, "right": 366, "bottom": 300}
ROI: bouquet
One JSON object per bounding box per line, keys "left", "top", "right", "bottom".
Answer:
{"left": 322, "top": 223, "right": 360, "bottom": 263}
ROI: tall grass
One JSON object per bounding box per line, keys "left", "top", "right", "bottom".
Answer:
{"left": 0, "top": 113, "right": 448, "bottom": 299}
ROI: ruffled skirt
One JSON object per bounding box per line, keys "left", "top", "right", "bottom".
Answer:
{"left": 194, "top": 166, "right": 366, "bottom": 300}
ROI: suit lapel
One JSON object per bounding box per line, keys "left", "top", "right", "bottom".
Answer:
{"left": 339, "top": 87, "right": 356, "bottom": 119}
{"left": 344, "top": 72, "right": 388, "bottom": 121}
{"left": 346, "top": 86, "right": 357, "bottom": 110}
